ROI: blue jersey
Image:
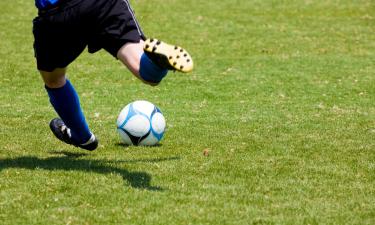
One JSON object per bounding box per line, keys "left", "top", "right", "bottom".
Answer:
{"left": 35, "top": 0, "right": 60, "bottom": 9}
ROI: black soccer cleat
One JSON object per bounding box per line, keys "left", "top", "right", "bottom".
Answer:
{"left": 144, "top": 38, "right": 194, "bottom": 73}
{"left": 49, "top": 118, "right": 98, "bottom": 151}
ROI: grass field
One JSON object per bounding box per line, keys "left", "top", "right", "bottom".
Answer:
{"left": 0, "top": 0, "right": 374, "bottom": 224}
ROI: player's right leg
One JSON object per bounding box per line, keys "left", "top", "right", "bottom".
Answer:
{"left": 94, "top": 0, "right": 193, "bottom": 85}
{"left": 116, "top": 39, "right": 193, "bottom": 86}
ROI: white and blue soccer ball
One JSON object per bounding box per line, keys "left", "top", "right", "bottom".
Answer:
{"left": 116, "top": 100, "right": 166, "bottom": 146}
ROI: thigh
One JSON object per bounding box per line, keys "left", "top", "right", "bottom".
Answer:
{"left": 87, "top": 0, "right": 146, "bottom": 57}
{"left": 33, "top": 13, "right": 87, "bottom": 72}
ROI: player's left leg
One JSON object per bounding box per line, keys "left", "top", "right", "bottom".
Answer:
{"left": 40, "top": 68, "right": 98, "bottom": 151}
{"left": 116, "top": 39, "right": 194, "bottom": 85}
{"left": 33, "top": 1, "right": 100, "bottom": 151}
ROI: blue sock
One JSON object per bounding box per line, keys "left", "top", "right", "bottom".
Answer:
{"left": 139, "top": 53, "right": 168, "bottom": 83}
{"left": 45, "top": 79, "right": 92, "bottom": 144}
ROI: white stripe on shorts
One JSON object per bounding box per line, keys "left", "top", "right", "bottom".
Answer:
{"left": 123, "top": 0, "right": 143, "bottom": 36}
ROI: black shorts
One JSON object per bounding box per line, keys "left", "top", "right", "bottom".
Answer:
{"left": 33, "top": 0, "right": 146, "bottom": 72}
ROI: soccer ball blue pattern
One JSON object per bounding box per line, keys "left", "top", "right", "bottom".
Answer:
{"left": 116, "top": 100, "right": 166, "bottom": 146}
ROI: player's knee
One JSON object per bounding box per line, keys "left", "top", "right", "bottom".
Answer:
{"left": 39, "top": 68, "right": 67, "bottom": 88}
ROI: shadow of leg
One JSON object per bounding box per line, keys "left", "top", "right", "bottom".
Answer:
{"left": 0, "top": 156, "right": 164, "bottom": 191}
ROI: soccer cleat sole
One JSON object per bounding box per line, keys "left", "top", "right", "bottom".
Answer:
{"left": 144, "top": 38, "right": 194, "bottom": 73}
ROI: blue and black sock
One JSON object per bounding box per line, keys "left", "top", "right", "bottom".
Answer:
{"left": 139, "top": 53, "right": 168, "bottom": 83}
{"left": 45, "top": 79, "right": 92, "bottom": 144}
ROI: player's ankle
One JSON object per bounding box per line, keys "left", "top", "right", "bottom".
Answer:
{"left": 139, "top": 53, "right": 168, "bottom": 83}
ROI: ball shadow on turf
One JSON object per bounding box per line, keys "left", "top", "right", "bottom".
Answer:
{"left": 115, "top": 142, "right": 163, "bottom": 148}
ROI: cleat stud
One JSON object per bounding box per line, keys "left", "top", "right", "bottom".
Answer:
{"left": 177, "top": 55, "right": 180, "bottom": 59}
{"left": 169, "top": 56, "right": 173, "bottom": 60}
{"left": 174, "top": 46, "right": 178, "bottom": 50}
{"left": 173, "top": 62, "right": 177, "bottom": 66}
{"left": 187, "top": 59, "right": 190, "bottom": 62}
{"left": 156, "top": 41, "right": 161, "bottom": 45}
{"left": 145, "top": 44, "right": 150, "bottom": 49}
{"left": 184, "top": 53, "right": 187, "bottom": 57}
{"left": 180, "top": 66, "right": 184, "bottom": 70}
{"left": 150, "top": 38, "right": 154, "bottom": 42}
{"left": 152, "top": 47, "right": 157, "bottom": 52}
{"left": 180, "top": 49, "right": 183, "bottom": 52}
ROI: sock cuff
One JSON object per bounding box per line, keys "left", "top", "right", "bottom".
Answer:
{"left": 80, "top": 133, "right": 96, "bottom": 146}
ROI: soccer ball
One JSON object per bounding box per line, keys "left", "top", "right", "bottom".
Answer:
{"left": 116, "top": 100, "right": 166, "bottom": 146}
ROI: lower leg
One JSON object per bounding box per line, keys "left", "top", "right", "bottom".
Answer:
{"left": 40, "top": 68, "right": 93, "bottom": 144}
{"left": 117, "top": 40, "right": 168, "bottom": 86}
{"left": 116, "top": 39, "right": 193, "bottom": 85}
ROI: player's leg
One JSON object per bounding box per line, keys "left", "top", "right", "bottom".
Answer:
{"left": 40, "top": 68, "right": 67, "bottom": 88}
{"left": 116, "top": 39, "right": 194, "bottom": 85}
{"left": 40, "top": 68, "right": 98, "bottom": 151}
{"left": 33, "top": 4, "right": 98, "bottom": 150}
{"left": 116, "top": 40, "right": 166, "bottom": 86}
{"left": 96, "top": 0, "right": 193, "bottom": 85}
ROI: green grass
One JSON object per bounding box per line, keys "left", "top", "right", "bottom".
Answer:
{"left": 0, "top": 0, "right": 374, "bottom": 224}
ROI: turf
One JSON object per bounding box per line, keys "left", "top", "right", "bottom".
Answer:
{"left": 0, "top": 0, "right": 374, "bottom": 224}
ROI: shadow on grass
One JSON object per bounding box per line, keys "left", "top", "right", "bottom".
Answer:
{"left": 0, "top": 153, "right": 180, "bottom": 191}
{"left": 48, "top": 150, "right": 180, "bottom": 164}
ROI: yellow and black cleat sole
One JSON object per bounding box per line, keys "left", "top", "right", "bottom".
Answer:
{"left": 144, "top": 38, "right": 194, "bottom": 73}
